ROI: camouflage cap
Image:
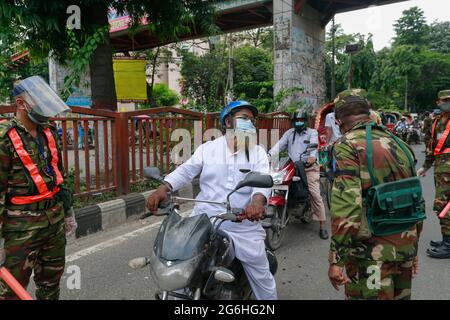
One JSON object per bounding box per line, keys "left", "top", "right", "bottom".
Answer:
{"left": 333, "top": 88, "right": 369, "bottom": 111}
{"left": 438, "top": 90, "right": 450, "bottom": 100}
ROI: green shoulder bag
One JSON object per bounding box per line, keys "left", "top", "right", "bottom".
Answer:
{"left": 365, "top": 124, "right": 426, "bottom": 236}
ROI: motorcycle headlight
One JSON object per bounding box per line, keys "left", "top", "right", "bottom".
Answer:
{"left": 271, "top": 169, "right": 288, "bottom": 185}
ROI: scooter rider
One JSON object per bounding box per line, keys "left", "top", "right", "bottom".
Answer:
{"left": 146, "top": 100, "right": 277, "bottom": 300}
{"left": 268, "top": 111, "right": 328, "bottom": 239}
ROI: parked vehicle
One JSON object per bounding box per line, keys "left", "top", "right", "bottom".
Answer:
{"left": 130, "top": 167, "right": 277, "bottom": 300}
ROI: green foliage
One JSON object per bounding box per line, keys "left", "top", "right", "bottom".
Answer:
{"left": 325, "top": 7, "right": 450, "bottom": 113}
{"left": 152, "top": 83, "right": 179, "bottom": 107}
{"left": 61, "top": 26, "right": 109, "bottom": 100}
{"left": 393, "top": 6, "right": 429, "bottom": 47}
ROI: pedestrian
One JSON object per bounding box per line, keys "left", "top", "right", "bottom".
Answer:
{"left": 0, "top": 76, "right": 77, "bottom": 300}
{"left": 417, "top": 90, "right": 450, "bottom": 258}
{"left": 422, "top": 111, "right": 432, "bottom": 153}
{"left": 328, "top": 89, "right": 425, "bottom": 300}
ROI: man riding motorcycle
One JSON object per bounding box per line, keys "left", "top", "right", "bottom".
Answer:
{"left": 268, "top": 111, "right": 328, "bottom": 240}
{"left": 146, "top": 100, "right": 277, "bottom": 300}
{"left": 394, "top": 117, "right": 408, "bottom": 141}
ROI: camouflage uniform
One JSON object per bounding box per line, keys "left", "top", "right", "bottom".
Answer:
{"left": 0, "top": 118, "right": 66, "bottom": 300}
{"left": 423, "top": 90, "right": 450, "bottom": 241}
{"left": 423, "top": 116, "right": 433, "bottom": 148}
{"left": 329, "top": 89, "right": 422, "bottom": 300}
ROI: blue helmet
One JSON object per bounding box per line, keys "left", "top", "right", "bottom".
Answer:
{"left": 220, "top": 100, "right": 258, "bottom": 127}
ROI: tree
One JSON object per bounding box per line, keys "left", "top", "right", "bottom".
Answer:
{"left": 0, "top": 0, "right": 217, "bottom": 110}
{"left": 393, "top": 6, "right": 429, "bottom": 47}
{"left": 428, "top": 21, "right": 450, "bottom": 54}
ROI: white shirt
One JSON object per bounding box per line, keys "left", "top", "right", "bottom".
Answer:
{"left": 164, "top": 136, "right": 271, "bottom": 232}
{"left": 325, "top": 112, "right": 342, "bottom": 144}
{"left": 268, "top": 127, "right": 318, "bottom": 162}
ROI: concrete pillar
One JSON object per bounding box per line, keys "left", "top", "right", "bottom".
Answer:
{"left": 273, "top": 0, "right": 326, "bottom": 111}
{"left": 48, "top": 56, "right": 92, "bottom": 98}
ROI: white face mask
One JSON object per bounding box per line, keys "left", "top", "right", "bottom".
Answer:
{"left": 234, "top": 118, "right": 256, "bottom": 134}
{"left": 439, "top": 102, "right": 450, "bottom": 112}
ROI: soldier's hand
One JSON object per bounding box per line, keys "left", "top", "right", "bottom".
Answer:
{"left": 65, "top": 215, "right": 78, "bottom": 237}
{"left": 416, "top": 167, "right": 427, "bottom": 177}
{"left": 328, "top": 264, "right": 350, "bottom": 291}
{"left": 0, "top": 238, "right": 5, "bottom": 267}
{"left": 412, "top": 256, "right": 419, "bottom": 278}
{"left": 146, "top": 185, "right": 170, "bottom": 214}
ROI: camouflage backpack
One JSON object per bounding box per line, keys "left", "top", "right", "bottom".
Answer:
{"left": 365, "top": 123, "right": 426, "bottom": 236}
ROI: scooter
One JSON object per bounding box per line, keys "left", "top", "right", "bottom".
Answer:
{"left": 129, "top": 167, "right": 278, "bottom": 300}
{"left": 264, "top": 143, "right": 318, "bottom": 250}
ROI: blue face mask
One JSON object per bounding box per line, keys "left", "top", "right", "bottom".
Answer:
{"left": 294, "top": 121, "right": 304, "bottom": 127}
{"left": 235, "top": 118, "right": 256, "bottom": 134}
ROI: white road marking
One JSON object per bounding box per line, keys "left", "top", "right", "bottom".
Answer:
{"left": 66, "top": 210, "right": 191, "bottom": 263}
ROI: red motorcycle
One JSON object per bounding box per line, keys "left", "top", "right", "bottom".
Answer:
{"left": 264, "top": 143, "right": 318, "bottom": 250}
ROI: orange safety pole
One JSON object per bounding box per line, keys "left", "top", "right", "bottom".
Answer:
{"left": 0, "top": 267, "right": 33, "bottom": 300}
{"left": 438, "top": 201, "right": 450, "bottom": 219}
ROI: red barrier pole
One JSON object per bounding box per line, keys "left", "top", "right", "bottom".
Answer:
{"left": 0, "top": 267, "right": 33, "bottom": 300}
{"left": 438, "top": 201, "right": 450, "bottom": 219}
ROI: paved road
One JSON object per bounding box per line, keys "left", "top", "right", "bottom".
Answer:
{"left": 28, "top": 143, "right": 449, "bottom": 300}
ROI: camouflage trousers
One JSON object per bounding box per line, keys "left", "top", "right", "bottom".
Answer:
{"left": 434, "top": 161, "right": 450, "bottom": 237}
{"left": 0, "top": 221, "right": 66, "bottom": 300}
{"left": 344, "top": 259, "right": 413, "bottom": 300}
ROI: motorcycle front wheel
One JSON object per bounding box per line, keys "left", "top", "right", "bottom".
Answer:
{"left": 265, "top": 205, "right": 286, "bottom": 251}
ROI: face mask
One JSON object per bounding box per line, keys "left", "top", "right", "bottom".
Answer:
{"left": 235, "top": 118, "right": 256, "bottom": 134}
{"left": 439, "top": 102, "right": 450, "bottom": 112}
{"left": 294, "top": 121, "right": 304, "bottom": 127}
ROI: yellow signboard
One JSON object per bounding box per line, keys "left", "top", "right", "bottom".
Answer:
{"left": 113, "top": 59, "right": 147, "bottom": 101}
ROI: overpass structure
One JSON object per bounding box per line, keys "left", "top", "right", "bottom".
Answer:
{"left": 110, "top": 0, "right": 408, "bottom": 109}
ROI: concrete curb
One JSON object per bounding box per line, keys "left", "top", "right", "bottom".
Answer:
{"left": 73, "top": 180, "right": 198, "bottom": 239}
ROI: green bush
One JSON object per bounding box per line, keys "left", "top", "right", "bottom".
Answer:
{"left": 153, "top": 83, "right": 179, "bottom": 107}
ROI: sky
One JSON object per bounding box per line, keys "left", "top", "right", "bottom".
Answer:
{"left": 327, "top": 0, "right": 450, "bottom": 51}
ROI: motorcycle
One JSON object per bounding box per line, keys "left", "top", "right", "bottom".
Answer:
{"left": 406, "top": 124, "right": 421, "bottom": 145}
{"left": 129, "top": 167, "right": 278, "bottom": 300}
{"left": 394, "top": 126, "right": 408, "bottom": 142}
{"left": 264, "top": 142, "right": 318, "bottom": 250}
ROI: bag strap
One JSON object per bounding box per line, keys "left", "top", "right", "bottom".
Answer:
{"left": 365, "top": 124, "right": 378, "bottom": 186}
{"left": 365, "top": 123, "right": 416, "bottom": 186}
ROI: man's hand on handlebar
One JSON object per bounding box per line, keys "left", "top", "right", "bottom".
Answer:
{"left": 307, "top": 156, "right": 316, "bottom": 166}
{"left": 146, "top": 184, "right": 170, "bottom": 214}
{"left": 243, "top": 194, "right": 267, "bottom": 222}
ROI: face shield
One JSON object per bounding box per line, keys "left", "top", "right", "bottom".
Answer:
{"left": 13, "top": 76, "right": 70, "bottom": 124}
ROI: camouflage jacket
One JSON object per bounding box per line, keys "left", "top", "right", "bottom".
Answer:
{"left": 423, "top": 115, "right": 450, "bottom": 171}
{"left": 329, "top": 120, "right": 422, "bottom": 266}
{"left": 0, "top": 118, "right": 66, "bottom": 237}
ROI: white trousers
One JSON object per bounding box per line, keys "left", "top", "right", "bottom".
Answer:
{"left": 223, "top": 228, "right": 278, "bottom": 300}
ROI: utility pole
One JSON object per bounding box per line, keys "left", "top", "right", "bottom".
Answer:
{"left": 345, "top": 44, "right": 359, "bottom": 90}
{"left": 331, "top": 16, "right": 336, "bottom": 99}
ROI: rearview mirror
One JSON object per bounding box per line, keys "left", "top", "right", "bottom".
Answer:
{"left": 144, "top": 167, "right": 162, "bottom": 181}
{"left": 235, "top": 172, "right": 273, "bottom": 190}
{"left": 308, "top": 143, "right": 318, "bottom": 149}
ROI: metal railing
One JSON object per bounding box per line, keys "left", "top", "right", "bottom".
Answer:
{"left": 0, "top": 105, "right": 290, "bottom": 197}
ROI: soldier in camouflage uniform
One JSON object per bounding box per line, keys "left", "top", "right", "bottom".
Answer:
{"left": 417, "top": 90, "right": 450, "bottom": 259}
{"left": 328, "top": 89, "right": 422, "bottom": 300}
{"left": 0, "top": 76, "right": 77, "bottom": 300}
{"left": 422, "top": 112, "right": 432, "bottom": 152}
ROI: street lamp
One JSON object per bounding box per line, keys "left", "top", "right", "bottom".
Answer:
{"left": 345, "top": 44, "right": 360, "bottom": 89}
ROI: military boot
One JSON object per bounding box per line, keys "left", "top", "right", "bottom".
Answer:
{"left": 427, "top": 236, "right": 450, "bottom": 259}
{"left": 430, "top": 238, "right": 443, "bottom": 247}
